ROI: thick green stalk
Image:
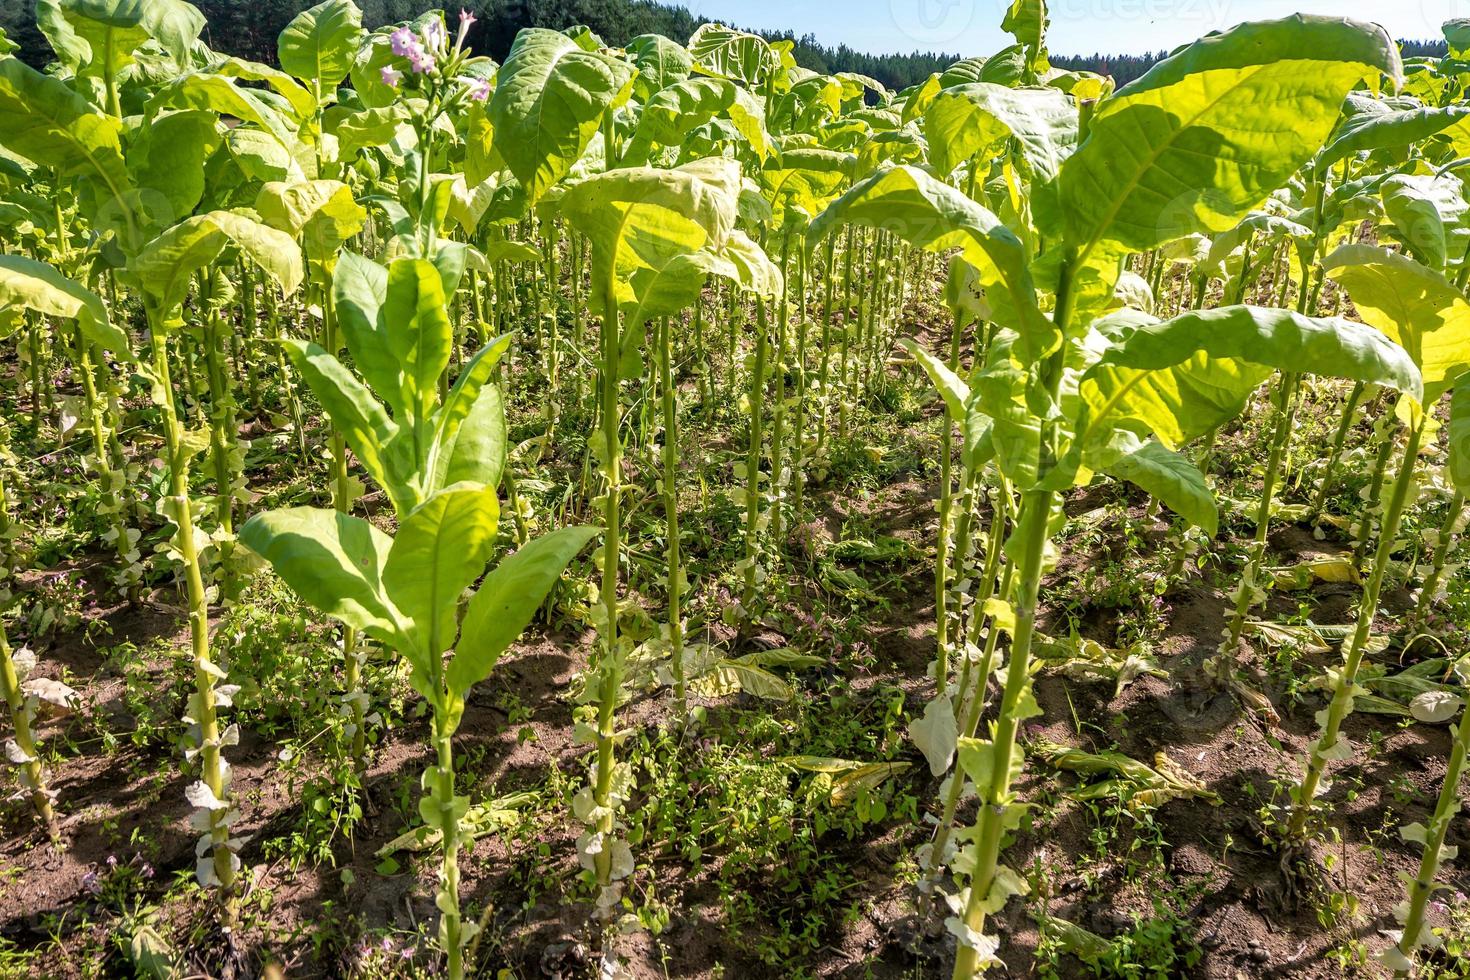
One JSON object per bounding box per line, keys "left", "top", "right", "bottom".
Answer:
{"left": 592, "top": 272, "right": 625, "bottom": 893}
{"left": 769, "top": 235, "right": 792, "bottom": 550}
{"left": 0, "top": 602, "right": 54, "bottom": 833}
{"left": 72, "top": 326, "right": 132, "bottom": 584}
{"left": 151, "top": 321, "right": 235, "bottom": 897}
{"left": 1412, "top": 490, "right": 1466, "bottom": 629}
{"left": 1218, "top": 373, "right": 1300, "bottom": 673}
{"left": 742, "top": 297, "right": 771, "bottom": 609}
{"left": 1289, "top": 418, "right": 1426, "bottom": 835}
{"left": 1390, "top": 702, "right": 1470, "bottom": 976}
{"left": 951, "top": 489, "right": 1054, "bottom": 979}
{"left": 657, "top": 317, "right": 686, "bottom": 716}
{"left": 1309, "top": 380, "right": 1366, "bottom": 522}
{"left": 1352, "top": 425, "right": 1397, "bottom": 566}
{"left": 933, "top": 306, "right": 965, "bottom": 686}
{"left": 791, "top": 242, "right": 809, "bottom": 515}
{"left": 816, "top": 235, "right": 837, "bottom": 450}
{"left": 837, "top": 226, "right": 856, "bottom": 440}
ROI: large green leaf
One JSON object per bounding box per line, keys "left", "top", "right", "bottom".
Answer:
{"left": 240, "top": 506, "right": 405, "bottom": 645}
{"left": 383, "top": 485, "right": 501, "bottom": 657}
{"left": 331, "top": 250, "right": 402, "bottom": 408}
{"left": 627, "top": 33, "right": 691, "bottom": 100}
{"left": 125, "top": 109, "right": 219, "bottom": 228}
{"left": 208, "top": 54, "right": 316, "bottom": 121}
{"left": 1102, "top": 433, "right": 1218, "bottom": 535}
{"left": 1323, "top": 244, "right": 1470, "bottom": 400}
{"left": 281, "top": 339, "right": 401, "bottom": 505}
{"left": 381, "top": 258, "right": 453, "bottom": 424}
{"left": 1317, "top": 101, "right": 1470, "bottom": 172}
{"left": 39, "top": 0, "right": 204, "bottom": 77}
{"left": 687, "top": 23, "right": 779, "bottom": 89}
{"left": 151, "top": 72, "right": 297, "bottom": 148}
{"left": 923, "top": 82, "right": 1076, "bottom": 180}
{"left": 1452, "top": 372, "right": 1470, "bottom": 494}
{"left": 1076, "top": 306, "right": 1424, "bottom": 458}
{"left": 0, "top": 58, "right": 132, "bottom": 209}
{"left": 559, "top": 157, "right": 740, "bottom": 309}
{"left": 448, "top": 525, "right": 600, "bottom": 696}
{"left": 132, "top": 210, "right": 303, "bottom": 313}
{"left": 1056, "top": 15, "right": 1400, "bottom": 255}
{"left": 488, "top": 28, "right": 635, "bottom": 206}
{"left": 809, "top": 165, "right": 1054, "bottom": 359}
{"left": 429, "top": 332, "right": 513, "bottom": 494}
{"left": 277, "top": 0, "right": 362, "bottom": 90}
{"left": 255, "top": 179, "right": 366, "bottom": 269}
{"left": 0, "top": 254, "right": 130, "bottom": 356}
{"left": 624, "top": 77, "right": 769, "bottom": 164}
{"left": 1380, "top": 174, "right": 1470, "bottom": 273}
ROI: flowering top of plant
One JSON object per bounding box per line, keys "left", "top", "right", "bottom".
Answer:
{"left": 380, "top": 10, "right": 491, "bottom": 106}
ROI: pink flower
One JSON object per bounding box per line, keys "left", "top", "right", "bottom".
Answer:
{"left": 456, "top": 9, "right": 476, "bottom": 49}
{"left": 389, "top": 26, "right": 417, "bottom": 58}
{"left": 407, "top": 47, "right": 436, "bottom": 74}
{"left": 422, "top": 18, "right": 446, "bottom": 53}
{"left": 380, "top": 65, "right": 402, "bottom": 88}
{"left": 468, "top": 77, "right": 491, "bottom": 101}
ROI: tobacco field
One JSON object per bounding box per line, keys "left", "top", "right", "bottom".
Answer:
{"left": 0, "top": 1, "right": 1469, "bottom": 977}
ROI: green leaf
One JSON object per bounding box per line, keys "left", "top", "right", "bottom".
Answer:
{"left": 898, "top": 337, "right": 968, "bottom": 418}
{"left": 381, "top": 258, "right": 453, "bottom": 422}
{"left": 627, "top": 33, "right": 691, "bottom": 100}
{"left": 240, "top": 506, "right": 404, "bottom": 645}
{"left": 1451, "top": 373, "right": 1470, "bottom": 494}
{"left": 624, "top": 77, "right": 768, "bottom": 164}
{"left": 255, "top": 179, "right": 367, "bottom": 269}
{"left": 125, "top": 110, "right": 220, "bottom": 228}
{"left": 39, "top": 0, "right": 204, "bottom": 77}
{"left": 1101, "top": 434, "right": 1218, "bottom": 534}
{"left": 448, "top": 525, "right": 599, "bottom": 695}
{"left": 1076, "top": 306, "right": 1424, "bottom": 459}
{"left": 1381, "top": 174, "right": 1470, "bottom": 272}
{"left": 151, "top": 73, "right": 297, "bottom": 148}
{"left": 1323, "top": 244, "right": 1470, "bottom": 400}
{"left": 280, "top": 339, "right": 402, "bottom": 507}
{"left": 0, "top": 254, "right": 130, "bottom": 356}
{"left": 331, "top": 250, "right": 400, "bottom": 404}
{"left": 436, "top": 380, "right": 507, "bottom": 492}
{"left": 923, "top": 83, "right": 1077, "bottom": 180}
{"left": 488, "top": 28, "right": 635, "bottom": 206}
{"left": 132, "top": 210, "right": 303, "bottom": 313}
{"left": 207, "top": 54, "right": 317, "bottom": 120}
{"left": 1057, "top": 15, "right": 1401, "bottom": 254}
{"left": 277, "top": 0, "right": 363, "bottom": 90}
{"left": 687, "top": 23, "right": 779, "bottom": 88}
{"left": 1317, "top": 101, "right": 1470, "bottom": 172}
{"left": 431, "top": 332, "right": 513, "bottom": 493}
{"left": 809, "top": 165, "right": 1055, "bottom": 360}
{"left": 383, "top": 485, "right": 501, "bottom": 657}
{"left": 0, "top": 58, "right": 132, "bottom": 209}
{"left": 560, "top": 158, "right": 741, "bottom": 311}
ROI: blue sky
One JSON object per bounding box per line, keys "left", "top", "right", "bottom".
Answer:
{"left": 678, "top": 1, "right": 1468, "bottom": 56}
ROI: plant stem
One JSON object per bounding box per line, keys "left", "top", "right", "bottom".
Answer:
{"left": 1309, "top": 380, "right": 1366, "bottom": 522}
{"left": 151, "top": 319, "right": 236, "bottom": 899}
{"left": 1391, "top": 699, "right": 1470, "bottom": 976}
{"left": 742, "top": 297, "right": 771, "bottom": 610}
{"left": 657, "top": 316, "right": 686, "bottom": 717}
{"left": 951, "top": 488, "right": 1054, "bottom": 979}
{"left": 1218, "top": 373, "right": 1300, "bottom": 675}
{"left": 0, "top": 610, "right": 55, "bottom": 834}
{"left": 1289, "top": 417, "right": 1425, "bottom": 835}
{"left": 1412, "top": 490, "right": 1466, "bottom": 629}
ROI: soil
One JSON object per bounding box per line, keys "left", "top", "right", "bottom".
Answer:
{"left": 2, "top": 319, "right": 1467, "bottom": 980}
